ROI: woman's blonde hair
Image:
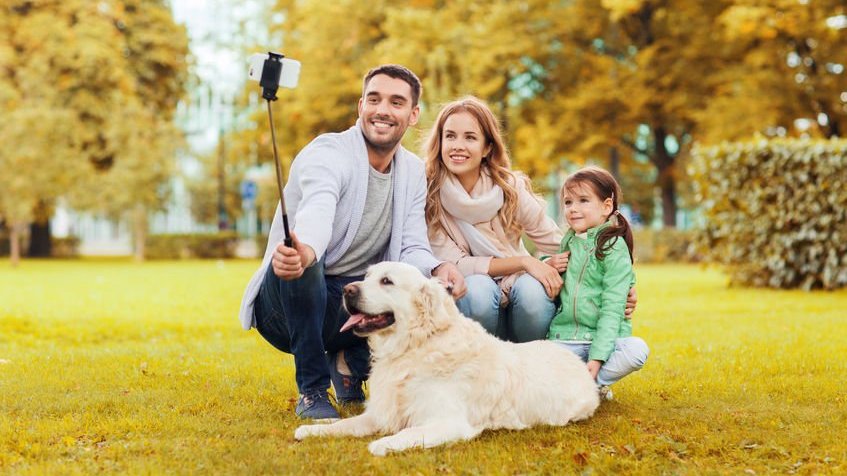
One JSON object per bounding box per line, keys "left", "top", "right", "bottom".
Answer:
{"left": 423, "top": 96, "right": 531, "bottom": 238}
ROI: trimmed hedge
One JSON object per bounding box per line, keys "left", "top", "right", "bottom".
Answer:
{"left": 632, "top": 228, "right": 699, "bottom": 264}
{"left": 689, "top": 138, "right": 847, "bottom": 290}
{"left": 0, "top": 233, "right": 79, "bottom": 258}
{"left": 145, "top": 232, "right": 239, "bottom": 260}
{"left": 526, "top": 228, "right": 697, "bottom": 264}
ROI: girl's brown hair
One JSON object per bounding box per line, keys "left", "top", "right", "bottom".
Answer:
{"left": 424, "top": 96, "right": 532, "bottom": 238}
{"left": 562, "top": 166, "right": 634, "bottom": 262}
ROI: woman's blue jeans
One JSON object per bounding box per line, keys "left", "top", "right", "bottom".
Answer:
{"left": 253, "top": 259, "right": 369, "bottom": 395}
{"left": 456, "top": 273, "right": 556, "bottom": 342}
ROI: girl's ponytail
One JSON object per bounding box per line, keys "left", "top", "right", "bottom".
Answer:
{"left": 596, "top": 209, "right": 634, "bottom": 263}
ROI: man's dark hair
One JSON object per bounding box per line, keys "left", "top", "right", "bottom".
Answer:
{"left": 362, "top": 64, "right": 422, "bottom": 106}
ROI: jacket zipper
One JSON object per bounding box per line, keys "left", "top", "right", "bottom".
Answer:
{"left": 571, "top": 244, "right": 594, "bottom": 340}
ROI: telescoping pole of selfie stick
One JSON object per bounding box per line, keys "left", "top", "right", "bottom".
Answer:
{"left": 260, "top": 52, "right": 292, "bottom": 247}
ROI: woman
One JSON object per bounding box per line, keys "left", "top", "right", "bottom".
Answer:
{"left": 424, "top": 96, "right": 569, "bottom": 342}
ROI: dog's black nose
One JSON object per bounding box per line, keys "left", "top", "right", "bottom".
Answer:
{"left": 343, "top": 283, "right": 359, "bottom": 300}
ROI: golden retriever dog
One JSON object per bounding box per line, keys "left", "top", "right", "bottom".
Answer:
{"left": 294, "top": 262, "right": 599, "bottom": 456}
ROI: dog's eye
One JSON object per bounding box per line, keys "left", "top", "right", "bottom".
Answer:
{"left": 380, "top": 277, "right": 393, "bottom": 286}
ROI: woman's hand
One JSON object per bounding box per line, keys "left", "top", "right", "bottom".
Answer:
{"left": 433, "top": 262, "right": 467, "bottom": 299}
{"left": 523, "top": 256, "right": 563, "bottom": 299}
{"left": 544, "top": 252, "right": 569, "bottom": 273}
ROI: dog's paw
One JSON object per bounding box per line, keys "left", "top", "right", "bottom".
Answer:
{"left": 294, "top": 424, "right": 320, "bottom": 440}
{"left": 368, "top": 438, "right": 391, "bottom": 457}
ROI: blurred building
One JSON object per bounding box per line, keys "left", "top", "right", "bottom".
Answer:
{"left": 51, "top": 83, "right": 231, "bottom": 255}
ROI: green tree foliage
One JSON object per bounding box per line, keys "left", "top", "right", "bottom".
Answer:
{"left": 0, "top": 0, "right": 189, "bottom": 262}
{"left": 226, "top": 0, "right": 844, "bottom": 234}
{"left": 233, "top": 0, "right": 730, "bottom": 228}
{"left": 689, "top": 138, "right": 847, "bottom": 290}
{"left": 186, "top": 146, "right": 245, "bottom": 228}
{"left": 516, "top": 0, "right": 735, "bottom": 227}
{"left": 0, "top": 107, "right": 79, "bottom": 266}
{"left": 698, "top": 0, "right": 847, "bottom": 142}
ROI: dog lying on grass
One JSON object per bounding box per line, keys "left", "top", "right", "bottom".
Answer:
{"left": 294, "top": 262, "right": 599, "bottom": 456}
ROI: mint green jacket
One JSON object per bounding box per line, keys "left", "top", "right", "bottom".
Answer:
{"left": 547, "top": 222, "right": 634, "bottom": 362}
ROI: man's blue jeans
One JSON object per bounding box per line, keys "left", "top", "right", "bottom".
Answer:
{"left": 253, "top": 259, "right": 369, "bottom": 395}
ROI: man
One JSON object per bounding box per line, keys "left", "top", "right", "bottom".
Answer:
{"left": 238, "top": 64, "right": 467, "bottom": 420}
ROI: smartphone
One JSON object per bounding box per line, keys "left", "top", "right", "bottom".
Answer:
{"left": 248, "top": 53, "right": 301, "bottom": 89}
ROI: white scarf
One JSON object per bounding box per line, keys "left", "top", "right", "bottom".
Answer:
{"left": 439, "top": 172, "right": 505, "bottom": 258}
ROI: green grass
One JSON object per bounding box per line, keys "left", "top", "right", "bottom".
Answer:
{"left": 1, "top": 259, "right": 845, "bottom": 475}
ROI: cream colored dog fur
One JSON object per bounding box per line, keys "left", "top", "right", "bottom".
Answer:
{"left": 294, "top": 262, "right": 599, "bottom": 456}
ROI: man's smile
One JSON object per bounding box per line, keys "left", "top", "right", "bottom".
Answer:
{"left": 371, "top": 119, "right": 395, "bottom": 131}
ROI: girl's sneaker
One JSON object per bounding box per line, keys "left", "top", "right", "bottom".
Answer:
{"left": 598, "top": 385, "right": 614, "bottom": 401}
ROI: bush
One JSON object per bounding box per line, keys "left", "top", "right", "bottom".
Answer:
{"left": 526, "top": 228, "right": 698, "bottom": 264}
{"left": 632, "top": 228, "right": 699, "bottom": 264}
{"left": 689, "top": 138, "right": 847, "bottom": 290}
{"left": 0, "top": 233, "right": 79, "bottom": 258}
{"left": 145, "top": 232, "right": 239, "bottom": 260}
{"left": 51, "top": 236, "right": 80, "bottom": 258}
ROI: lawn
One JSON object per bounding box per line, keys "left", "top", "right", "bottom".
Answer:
{"left": 1, "top": 259, "right": 845, "bottom": 474}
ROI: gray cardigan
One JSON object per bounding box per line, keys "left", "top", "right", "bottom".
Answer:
{"left": 238, "top": 122, "right": 441, "bottom": 329}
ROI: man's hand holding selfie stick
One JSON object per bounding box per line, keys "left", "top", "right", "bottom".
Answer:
{"left": 248, "top": 52, "right": 304, "bottom": 279}
{"left": 271, "top": 231, "right": 315, "bottom": 280}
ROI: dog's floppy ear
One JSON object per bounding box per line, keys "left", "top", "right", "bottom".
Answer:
{"left": 412, "top": 278, "right": 454, "bottom": 334}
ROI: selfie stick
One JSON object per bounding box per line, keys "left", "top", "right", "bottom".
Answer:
{"left": 260, "top": 52, "right": 292, "bottom": 247}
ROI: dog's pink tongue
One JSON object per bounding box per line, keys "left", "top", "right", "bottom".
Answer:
{"left": 340, "top": 313, "right": 366, "bottom": 333}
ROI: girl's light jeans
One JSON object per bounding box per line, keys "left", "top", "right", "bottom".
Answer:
{"left": 555, "top": 337, "right": 649, "bottom": 386}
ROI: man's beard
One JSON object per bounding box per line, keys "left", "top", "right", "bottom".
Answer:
{"left": 363, "top": 129, "right": 402, "bottom": 154}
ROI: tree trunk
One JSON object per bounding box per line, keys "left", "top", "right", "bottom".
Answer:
{"left": 27, "top": 220, "right": 51, "bottom": 257}
{"left": 827, "top": 117, "right": 840, "bottom": 138}
{"left": 609, "top": 146, "right": 620, "bottom": 181}
{"left": 652, "top": 126, "right": 677, "bottom": 228}
{"left": 27, "top": 200, "right": 53, "bottom": 257}
{"left": 10, "top": 222, "right": 23, "bottom": 267}
{"left": 218, "top": 132, "right": 228, "bottom": 231}
{"left": 659, "top": 174, "right": 677, "bottom": 228}
{"left": 133, "top": 203, "right": 147, "bottom": 262}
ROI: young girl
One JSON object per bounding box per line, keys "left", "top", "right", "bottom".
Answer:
{"left": 547, "top": 166, "right": 649, "bottom": 399}
{"left": 424, "top": 96, "right": 565, "bottom": 342}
